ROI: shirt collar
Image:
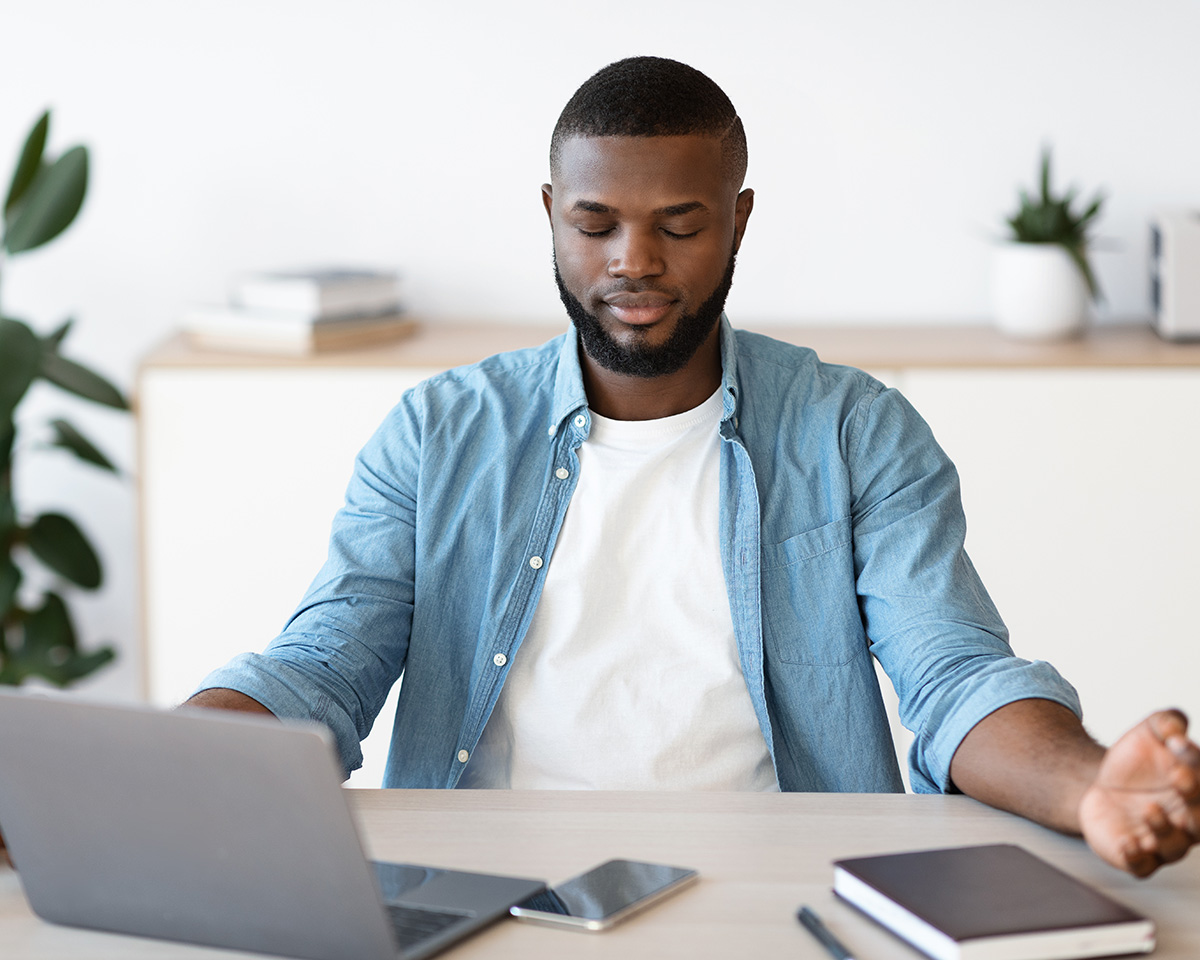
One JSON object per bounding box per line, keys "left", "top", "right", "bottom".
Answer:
{"left": 551, "top": 326, "right": 589, "bottom": 431}
{"left": 549, "top": 313, "right": 742, "bottom": 434}
{"left": 717, "top": 313, "right": 741, "bottom": 426}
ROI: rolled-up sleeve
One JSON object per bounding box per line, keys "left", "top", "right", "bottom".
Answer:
{"left": 849, "top": 386, "right": 1081, "bottom": 793}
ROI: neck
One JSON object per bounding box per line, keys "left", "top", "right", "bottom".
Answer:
{"left": 580, "top": 327, "right": 722, "bottom": 421}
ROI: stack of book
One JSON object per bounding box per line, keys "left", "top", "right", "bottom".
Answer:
{"left": 182, "top": 268, "right": 416, "bottom": 355}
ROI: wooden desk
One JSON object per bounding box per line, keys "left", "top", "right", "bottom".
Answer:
{"left": 2, "top": 791, "right": 1197, "bottom": 958}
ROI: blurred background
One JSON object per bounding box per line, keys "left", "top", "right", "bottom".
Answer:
{"left": 2, "top": 1, "right": 1196, "bottom": 736}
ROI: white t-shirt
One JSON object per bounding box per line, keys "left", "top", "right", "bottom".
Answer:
{"left": 461, "top": 388, "right": 778, "bottom": 791}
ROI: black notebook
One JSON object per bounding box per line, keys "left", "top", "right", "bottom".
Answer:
{"left": 833, "top": 844, "right": 1154, "bottom": 960}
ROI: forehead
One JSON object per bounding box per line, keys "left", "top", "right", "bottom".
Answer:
{"left": 552, "top": 134, "right": 732, "bottom": 210}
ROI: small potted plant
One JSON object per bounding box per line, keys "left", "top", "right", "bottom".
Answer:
{"left": 992, "top": 147, "right": 1105, "bottom": 339}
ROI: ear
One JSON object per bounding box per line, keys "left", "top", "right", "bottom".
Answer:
{"left": 541, "top": 184, "right": 554, "bottom": 226}
{"left": 733, "top": 188, "right": 754, "bottom": 252}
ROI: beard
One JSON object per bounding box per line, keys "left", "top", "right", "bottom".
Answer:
{"left": 554, "top": 248, "right": 737, "bottom": 379}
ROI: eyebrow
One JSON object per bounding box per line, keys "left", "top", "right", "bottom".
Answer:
{"left": 569, "top": 200, "right": 709, "bottom": 216}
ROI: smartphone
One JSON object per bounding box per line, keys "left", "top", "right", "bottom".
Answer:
{"left": 509, "top": 858, "right": 698, "bottom": 931}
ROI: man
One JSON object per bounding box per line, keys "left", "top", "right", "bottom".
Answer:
{"left": 184, "top": 57, "right": 1199, "bottom": 878}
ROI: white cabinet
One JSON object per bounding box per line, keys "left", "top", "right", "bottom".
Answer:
{"left": 138, "top": 324, "right": 1200, "bottom": 788}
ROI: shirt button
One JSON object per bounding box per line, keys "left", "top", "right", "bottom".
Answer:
{"left": 547, "top": 424, "right": 557, "bottom": 437}
{"left": 574, "top": 414, "right": 586, "bottom": 428}
{"left": 493, "top": 653, "right": 507, "bottom": 667}
{"left": 555, "top": 467, "right": 570, "bottom": 480}
{"left": 457, "top": 749, "right": 469, "bottom": 763}
{"left": 529, "top": 556, "right": 544, "bottom": 569}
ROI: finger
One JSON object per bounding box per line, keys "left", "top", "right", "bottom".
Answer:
{"left": 1166, "top": 734, "right": 1200, "bottom": 770}
{"left": 1157, "top": 831, "right": 1195, "bottom": 865}
{"left": 1120, "top": 838, "right": 1161, "bottom": 878}
{"left": 1169, "top": 762, "right": 1200, "bottom": 801}
{"left": 1139, "top": 803, "right": 1197, "bottom": 864}
{"left": 1155, "top": 788, "right": 1200, "bottom": 842}
{"left": 1149, "top": 709, "right": 1190, "bottom": 744}
{"left": 1145, "top": 802, "right": 1173, "bottom": 840}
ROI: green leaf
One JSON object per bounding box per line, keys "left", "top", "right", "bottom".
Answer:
{"left": 0, "top": 591, "right": 73, "bottom": 685}
{"left": 23, "top": 592, "right": 76, "bottom": 650}
{"left": 0, "top": 475, "right": 13, "bottom": 536}
{"left": 0, "top": 317, "right": 42, "bottom": 420}
{"left": 0, "top": 559, "right": 19, "bottom": 619}
{"left": 55, "top": 646, "right": 117, "bottom": 685}
{"left": 0, "top": 419, "right": 13, "bottom": 479}
{"left": 0, "top": 420, "right": 13, "bottom": 530}
{"left": 39, "top": 350, "right": 128, "bottom": 410}
{"left": 1078, "top": 194, "right": 1104, "bottom": 226}
{"left": 3, "top": 110, "right": 49, "bottom": 217}
{"left": 44, "top": 317, "right": 74, "bottom": 352}
{"left": 27, "top": 513, "right": 102, "bottom": 589}
{"left": 0, "top": 591, "right": 115, "bottom": 687}
{"left": 1062, "top": 240, "right": 1102, "bottom": 302}
{"left": 4, "top": 144, "right": 88, "bottom": 255}
{"left": 48, "top": 418, "right": 118, "bottom": 472}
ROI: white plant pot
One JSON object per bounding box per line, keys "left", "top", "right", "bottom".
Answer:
{"left": 991, "top": 242, "right": 1090, "bottom": 340}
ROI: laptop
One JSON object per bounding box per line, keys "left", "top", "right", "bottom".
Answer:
{"left": 0, "top": 689, "right": 544, "bottom": 960}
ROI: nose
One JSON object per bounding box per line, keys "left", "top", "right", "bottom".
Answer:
{"left": 607, "top": 230, "right": 665, "bottom": 280}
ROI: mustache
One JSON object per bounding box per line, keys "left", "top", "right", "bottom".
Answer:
{"left": 549, "top": 253, "right": 677, "bottom": 300}
{"left": 595, "top": 281, "right": 678, "bottom": 298}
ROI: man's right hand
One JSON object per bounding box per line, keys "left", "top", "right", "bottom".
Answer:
{"left": 182, "top": 688, "right": 276, "bottom": 716}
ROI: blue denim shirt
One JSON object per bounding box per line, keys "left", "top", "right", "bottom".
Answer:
{"left": 199, "top": 317, "right": 1079, "bottom": 794}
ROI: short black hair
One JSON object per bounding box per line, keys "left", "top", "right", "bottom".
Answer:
{"left": 550, "top": 56, "right": 747, "bottom": 188}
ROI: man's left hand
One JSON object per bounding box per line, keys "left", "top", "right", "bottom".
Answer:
{"left": 1079, "top": 709, "right": 1200, "bottom": 877}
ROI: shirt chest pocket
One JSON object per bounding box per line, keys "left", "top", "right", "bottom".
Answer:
{"left": 760, "top": 515, "right": 866, "bottom": 665}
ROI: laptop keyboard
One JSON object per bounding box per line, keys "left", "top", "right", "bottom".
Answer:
{"left": 385, "top": 903, "right": 472, "bottom": 950}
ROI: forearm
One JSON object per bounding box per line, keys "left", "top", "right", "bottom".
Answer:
{"left": 949, "top": 698, "right": 1104, "bottom": 834}
{"left": 183, "top": 687, "right": 277, "bottom": 717}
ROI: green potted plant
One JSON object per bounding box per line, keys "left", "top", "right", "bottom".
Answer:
{"left": 992, "top": 146, "right": 1105, "bottom": 339}
{"left": 1, "top": 109, "right": 126, "bottom": 686}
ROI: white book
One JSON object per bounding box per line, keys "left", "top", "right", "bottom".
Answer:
{"left": 231, "top": 268, "right": 402, "bottom": 320}
{"left": 181, "top": 305, "right": 416, "bottom": 356}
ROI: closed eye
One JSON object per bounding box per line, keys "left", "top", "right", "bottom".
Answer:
{"left": 578, "top": 226, "right": 614, "bottom": 237}
{"left": 662, "top": 228, "right": 700, "bottom": 239}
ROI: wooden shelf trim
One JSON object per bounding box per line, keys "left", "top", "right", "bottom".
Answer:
{"left": 140, "top": 321, "right": 1200, "bottom": 372}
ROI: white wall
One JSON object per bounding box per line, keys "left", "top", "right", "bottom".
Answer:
{"left": 2, "top": 0, "right": 1198, "bottom": 702}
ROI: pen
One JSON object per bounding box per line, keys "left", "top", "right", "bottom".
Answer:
{"left": 797, "top": 906, "right": 856, "bottom": 960}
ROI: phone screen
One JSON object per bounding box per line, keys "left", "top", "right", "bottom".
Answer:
{"left": 510, "top": 859, "right": 697, "bottom": 930}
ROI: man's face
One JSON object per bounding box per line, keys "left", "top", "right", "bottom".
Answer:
{"left": 543, "top": 135, "right": 753, "bottom": 379}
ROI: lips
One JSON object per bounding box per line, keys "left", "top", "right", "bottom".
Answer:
{"left": 602, "top": 293, "right": 677, "bottom": 326}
